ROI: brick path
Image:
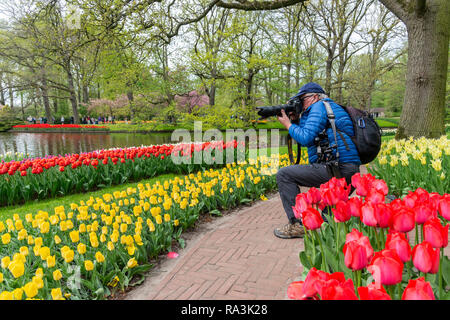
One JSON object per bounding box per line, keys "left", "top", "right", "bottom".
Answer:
{"left": 125, "top": 193, "right": 304, "bottom": 300}
{"left": 124, "top": 165, "right": 449, "bottom": 300}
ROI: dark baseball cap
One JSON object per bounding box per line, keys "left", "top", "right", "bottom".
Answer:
{"left": 289, "top": 82, "right": 325, "bottom": 100}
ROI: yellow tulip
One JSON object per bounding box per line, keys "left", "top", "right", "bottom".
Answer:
{"left": 12, "top": 253, "right": 25, "bottom": 265}
{"left": 0, "top": 291, "right": 13, "bottom": 300}
{"left": 51, "top": 288, "right": 64, "bottom": 300}
{"left": 1, "top": 256, "right": 11, "bottom": 269}
{"left": 39, "top": 247, "right": 50, "bottom": 260}
{"left": 1, "top": 233, "right": 11, "bottom": 245}
{"left": 23, "top": 281, "right": 38, "bottom": 298}
{"left": 46, "top": 255, "right": 56, "bottom": 268}
{"left": 77, "top": 243, "right": 87, "bottom": 255}
{"left": 53, "top": 270, "right": 62, "bottom": 281}
{"left": 63, "top": 249, "right": 74, "bottom": 263}
{"left": 19, "top": 246, "right": 29, "bottom": 256}
{"left": 127, "top": 258, "right": 138, "bottom": 269}
{"left": 54, "top": 235, "right": 62, "bottom": 244}
{"left": 84, "top": 260, "right": 94, "bottom": 271}
{"left": 155, "top": 215, "right": 162, "bottom": 225}
{"left": 107, "top": 241, "right": 115, "bottom": 251}
{"left": 164, "top": 214, "right": 171, "bottom": 222}
{"left": 8, "top": 260, "right": 24, "bottom": 278}
{"left": 12, "top": 288, "right": 23, "bottom": 300}
{"left": 32, "top": 276, "right": 44, "bottom": 289}
{"left": 95, "top": 252, "right": 105, "bottom": 263}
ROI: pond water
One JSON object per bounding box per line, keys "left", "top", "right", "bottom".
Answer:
{"left": 0, "top": 130, "right": 290, "bottom": 158}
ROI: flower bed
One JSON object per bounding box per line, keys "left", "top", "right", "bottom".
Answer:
{"left": 0, "top": 141, "right": 244, "bottom": 207}
{"left": 288, "top": 173, "right": 449, "bottom": 300}
{"left": 11, "top": 124, "right": 109, "bottom": 132}
{"left": 0, "top": 153, "right": 306, "bottom": 300}
{"left": 368, "top": 136, "right": 449, "bottom": 196}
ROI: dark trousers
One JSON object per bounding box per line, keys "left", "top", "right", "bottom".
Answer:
{"left": 276, "top": 162, "right": 360, "bottom": 224}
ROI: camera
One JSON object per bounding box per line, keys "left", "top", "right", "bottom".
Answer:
{"left": 256, "top": 98, "right": 302, "bottom": 120}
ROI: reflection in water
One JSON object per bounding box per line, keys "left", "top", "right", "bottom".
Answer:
{"left": 0, "top": 131, "right": 290, "bottom": 158}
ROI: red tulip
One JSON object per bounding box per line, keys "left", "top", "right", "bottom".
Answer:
{"left": 360, "top": 202, "right": 378, "bottom": 227}
{"left": 301, "top": 208, "right": 324, "bottom": 230}
{"left": 345, "top": 229, "right": 374, "bottom": 262}
{"left": 287, "top": 281, "right": 319, "bottom": 300}
{"left": 412, "top": 241, "right": 440, "bottom": 274}
{"left": 333, "top": 200, "right": 351, "bottom": 222}
{"left": 372, "top": 179, "right": 389, "bottom": 196}
{"left": 351, "top": 173, "right": 375, "bottom": 197}
{"left": 292, "top": 193, "right": 309, "bottom": 220}
{"left": 20, "top": 171, "right": 27, "bottom": 176}
{"left": 374, "top": 203, "right": 392, "bottom": 228}
{"left": 423, "top": 218, "right": 449, "bottom": 248}
{"left": 306, "top": 187, "right": 321, "bottom": 204}
{"left": 59, "top": 166, "right": 65, "bottom": 172}
{"left": 343, "top": 241, "right": 370, "bottom": 271}
{"left": 319, "top": 278, "right": 358, "bottom": 300}
{"left": 402, "top": 277, "right": 435, "bottom": 300}
{"left": 385, "top": 232, "right": 411, "bottom": 262}
{"left": 358, "top": 283, "right": 392, "bottom": 300}
{"left": 368, "top": 249, "right": 404, "bottom": 286}
{"left": 389, "top": 207, "right": 415, "bottom": 233}
{"left": 366, "top": 188, "right": 385, "bottom": 205}
{"left": 347, "top": 197, "right": 362, "bottom": 218}
{"left": 414, "top": 204, "right": 436, "bottom": 225}
{"left": 438, "top": 195, "right": 450, "bottom": 221}
{"left": 302, "top": 268, "right": 330, "bottom": 297}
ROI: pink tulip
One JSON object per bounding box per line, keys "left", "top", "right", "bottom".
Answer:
{"left": 372, "top": 179, "right": 389, "bottom": 196}
{"left": 167, "top": 252, "right": 179, "bottom": 259}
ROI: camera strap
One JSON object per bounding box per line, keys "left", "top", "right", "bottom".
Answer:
{"left": 287, "top": 134, "right": 302, "bottom": 165}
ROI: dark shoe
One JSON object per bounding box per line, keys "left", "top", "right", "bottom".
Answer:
{"left": 274, "top": 222, "right": 305, "bottom": 239}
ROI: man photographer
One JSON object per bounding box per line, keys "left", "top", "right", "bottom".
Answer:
{"left": 273, "top": 82, "right": 361, "bottom": 239}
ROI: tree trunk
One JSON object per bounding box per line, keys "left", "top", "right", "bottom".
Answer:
{"left": 82, "top": 84, "right": 89, "bottom": 104}
{"left": 127, "top": 90, "right": 134, "bottom": 123}
{"left": 325, "top": 56, "right": 333, "bottom": 96}
{"left": 53, "top": 97, "right": 58, "bottom": 114}
{"left": 41, "top": 81, "right": 53, "bottom": 124}
{"left": 0, "top": 74, "right": 5, "bottom": 106}
{"left": 209, "top": 82, "right": 216, "bottom": 106}
{"left": 67, "top": 69, "right": 80, "bottom": 124}
{"left": 20, "top": 92, "right": 25, "bottom": 121}
{"left": 8, "top": 80, "right": 13, "bottom": 108}
{"left": 396, "top": 2, "right": 449, "bottom": 139}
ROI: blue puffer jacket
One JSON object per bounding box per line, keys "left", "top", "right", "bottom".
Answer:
{"left": 288, "top": 98, "right": 361, "bottom": 165}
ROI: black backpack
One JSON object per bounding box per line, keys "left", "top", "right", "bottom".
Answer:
{"left": 322, "top": 101, "right": 382, "bottom": 165}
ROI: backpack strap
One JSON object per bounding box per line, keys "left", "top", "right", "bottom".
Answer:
{"left": 322, "top": 100, "right": 340, "bottom": 161}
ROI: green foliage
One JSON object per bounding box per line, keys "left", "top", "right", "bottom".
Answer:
{"left": 0, "top": 106, "right": 22, "bottom": 132}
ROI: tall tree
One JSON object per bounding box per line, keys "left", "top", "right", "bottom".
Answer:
{"left": 378, "top": 0, "right": 449, "bottom": 138}
{"left": 216, "top": 0, "right": 449, "bottom": 138}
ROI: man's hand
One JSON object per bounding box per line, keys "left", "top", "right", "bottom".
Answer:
{"left": 277, "top": 109, "right": 292, "bottom": 130}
